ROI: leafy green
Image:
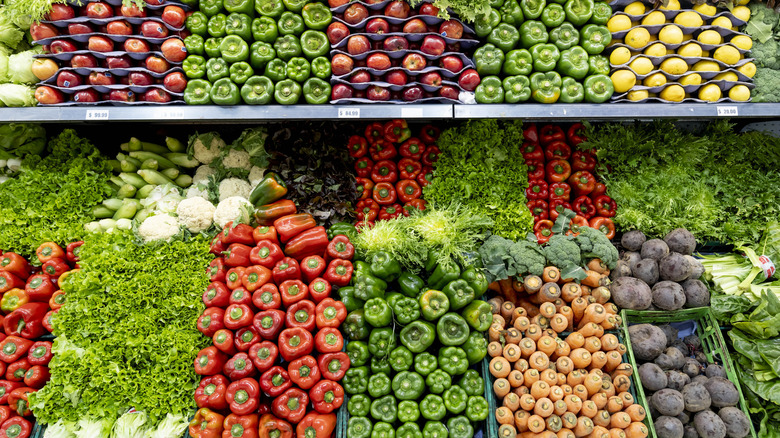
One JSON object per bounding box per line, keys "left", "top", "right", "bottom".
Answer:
{"left": 0, "top": 83, "right": 35, "bottom": 107}
{"left": 746, "top": 2, "right": 780, "bottom": 44}
{"left": 407, "top": 0, "right": 490, "bottom": 22}
{"left": 710, "top": 293, "right": 754, "bottom": 322}
{"left": 478, "top": 235, "right": 545, "bottom": 282}
{"left": 28, "top": 230, "right": 212, "bottom": 425}
{"left": 424, "top": 120, "right": 533, "bottom": 240}
{"left": 573, "top": 226, "right": 619, "bottom": 269}
{"left": 731, "top": 289, "right": 780, "bottom": 339}
{"left": 0, "top": 9, "right": 23, "bottom": 49}
{"left": 0, "top": 123, "right": 45, "bottom": 157}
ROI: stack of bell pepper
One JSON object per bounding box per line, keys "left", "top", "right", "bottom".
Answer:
{"left": 350, "top": 120, "right": 439, "bottom": 227}
{"left": 0, "top": 241, "right": 79, "bottom": 438}
{"left": 183, "top": 0, "right": 333, "bottom": 105}
{"left": 191, "top": 197, "right": 356, "bottom": 438}
{"left": 340, "top": 249, "right": 492, "bottom": 438}
{"left": 523, "top": 123, "right": 616, "bottom": 243}
{"left": 471, "top": 0, "right": 614, "bottom": 103}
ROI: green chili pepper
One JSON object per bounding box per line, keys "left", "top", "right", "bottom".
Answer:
{"left": 550, "top": 23, "right": 580, "bottom": 50}
{"left": 344, "top": 366, "right": 369, "bottom": 394}
{"left": 208, "top": 13, "right": 227, "bottom": 37}
{"left": 183, "top": 79, "right": 211, "bottom": 105}
{"left": 421, "top": 394, "right": 446, "bottom": 421}
{"left": 229, "top": 61, "right": 254, "bottom": 84}
{"left": 300, "top": 30, "right": 329, "bottom": 59}
{"left": 302, "top": 2, "right": 332, "bottom": 30}
{"left": 354, "top": 271, "right": 387, "bottom": 301}
{"left": 487, "top": 23, "right": 520, "bottom": 53}
{"left": 206, "top": 57, "right": 229, "bottom": 82}
{"left": 393, "top": 371, "right": 425, "bottom": 400}
{"left": 187, "top": 11, "right": 209, "bottom": 35}
{"left": 461, "top": 266, "right": 489, "bottom": 296}
{"left": 346, "top": 341, "right": 370, "bottom": 367}
{"left": 459, "top": 370, "right": 485, "bottom": 396}
{"left": 249, "top": 41, "right": 276, "bottom": 71}
{"left": 302, "top": 77, "right": 330, "bottom": 104}
{"left": 425, "top": 369, "right": 451, "bottom": 394}
{"left": 385, "top": 292, "right": 404, "bottom": 310}
{"left": 224, "top": 0, "right": 254, "bottom": 15}
{"left": 398, "top": 272, "right": 424, "bottom": 298}
{"left": 311, "top": 56, "right": 331, "bottom": 79}
{"left": 348, "top": 394, "right": 371, "bottom": 417}
{"left": 462, "top": 331, "right": 488, "bottom": 365}
{"left": 444, "top": 385, "right": 468, "bottom": 414}
{"left": 368, "top": 252, "right": 401, "bottom": 281}
{"left": 584, "top": 73, "right": 614, "bottom": 102}
{"left": 283, "top": 0, "right": 307, "bottom": 12}
{"left": 399, "top": 320, "right": 435, "bottom": 353}
{"left": 368, "top": 372, "right": 392, "bottom": 398}
{"left": 473, "top": 44, "right": 504, "bottom": 77}
{"left": 414, "top": 352, "right": 437, "bottom": 376}
{"left": 558, "top": 46, "right": 589, "bottom": 79}
{"left": 210, "top": 77, "right": 241, "bottom": 105}
{"left": 560, "top": 77, "right": 585, "bottom": 102}
{"left": 370, "top": 395, "right": 398, "bottom": 423}
{"left": 531, "top": 71, "right": 562, "bottom": 103}
{"left": 339, "top": 286, "right": 365, "bottom": 312}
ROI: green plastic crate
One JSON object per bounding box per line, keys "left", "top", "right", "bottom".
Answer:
{"left": 620, "top": 308, "right": 758, "bottom": 438}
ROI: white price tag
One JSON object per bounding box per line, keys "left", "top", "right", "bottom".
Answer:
{"left": 338, "top": 108, "right": 360, "bottom": 118}
{"left": 401, "top": 108, "right": 424, "bottom": 118}
{"left": 159, "top": 109, "right": 185, "bottom": 119}
{"left": 85, "top": 109, "right": 110, "bottom": 121}
{"left": 717, "top": 106, "right": 738, "bottom": 117}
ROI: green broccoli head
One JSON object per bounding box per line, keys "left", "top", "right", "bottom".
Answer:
{"left": 752, "top": 39, "right": 780, "bottom": 70}
{"left": 478, "top": 235, "right": 515, "bottom": 282}
{"left": 574, "top": 227, "right": 619, "bottom": 269}
{"left": 508, "top": 240, "right": 546, "bottom": 277}
{"left": 752, "top": 68, "right": 780, "bottom": 103}
{"left": 543, "top": 234, "right": 581, "bottom": 269}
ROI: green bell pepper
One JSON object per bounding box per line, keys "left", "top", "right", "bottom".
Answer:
{"left": 385, "top": 292, "right": 404, "bottom": 310}
{"left": 369, "top": 327, "right": 397, "bottom": 357}
{"left": 423, "top": 422, "right": 448, "bottom": 438}
{"left": 396, "top": 423, "right": 422, "bottom": 438}
{"left": 519, "top": 20, "right": 548, "bottom": 48}
{"left": 187, "top": 11, "right": 209, "bottom": 35}
{"left": 371, "top": 422, "right": 394, "bottom": 438}
{"left": 327, "top": 222, "right": 357, "bottom": 240}
{"left": 371, "top": 356, "right": 392, "bottom": 375}
{"left": 421, "top": 394, "right": 446, "bottom": 421}
{"left": 398, "top": 401, "right": 420, "bottom": 423}
{"left": 274, "top": 34, "right": 302, "bottom": 61}
{"left": 487, "top": 23, "right": 520, "bottom": 53}
{"left": 473, "top": 44, "right": 504, "bottom": 76}
{"left": 588, "top": 54, "right": 609, "bottom": 75}
{"left": 584, "top": 73, "right": 614, "bottom": 102}
{"left": 226, "top": 13, "right": 252, "bottom": 40}
{"left": 438, "top": 347, "right": 469, "bottom": 376}
{"left": 560, "top": 76, "right": 585, "bottom": 102}
{"left": 344, "top": 309, "right": 369, "bottom": 340}
{"left": 185, "top": 34, "right": 205, "bottom": 56}
{"left": 564, "top": 0, "right": 594, "bottom": 25}
{"left": 278, "top": 11, "right": 305, "bottom": 35}
{"left": 392, "top": 297, "right": 421, "bottom": 325}
{"left": 428, "top": 261, "right": 460, "bottom": 291}
{"left": 302, "top": 2, "right": 332, "bottom": 30}
{"left": 466, "top": 396, "right": 489, "bottom": 421}
{"left": 348, "top": 393, "right": 371, "bottom": 417}
{"left": 205, "top": 37, "right": 222, "bottom": 57}
{"left": 444, "top": 385, "right": 468, "bottom": 414}
{"left": 348, "top": 417, "right": 372, "bottom": 438}
{"left": 475, "top": 75, "right": 504, "bottom": 104}
{"left": 220, "top": 35, "right": 249, "bottom": 62}
{"left": 265, "top": 58, "right": 287, "bottom": 82}
{"left": 354, "top": 272, "right": 387, "bottom": 301}
{"left": 344, "top": 366, "right": 369, "bottom": 394}
{"left": 364, "top": 297, "right": 392, "bottom": 327}
{"left": 200, "top": 0, "right": 222, "bottom": 17}
{"left": 301, "top": 30, "right": 329, "bottom": 59}
{"left": 286, "top": 56, "right": 311, "bottom": 83}
{"left": 503, "top": 49, "right": 533, "bottom": 75}
{"left": 550, "top": 23, "right": 579, "bottom": 50}
{"left": 558, "top": 46, "right": 589, "bottom": 79}
{"left": 441, "top": 280, "right": 475, "bottom": 310}
{"left": 206, "top": 57, "right": 229, "bottom": 82}
{"left": 224, "top": 0, "right": 254, "bottom": 15}
{"left": 474, "top": 8, "right": 501, "bottom": 38}
{"left": 252, "top": 17, "right": 279, "bottom": 43}
{"left": 414, "top": 352, "right": 437, "bottom": 376}
{"left": 503, "top": 75, "right": 532, "bottom": 103}
{"left": 389, "top": 346, "right": 414, "bottom": 372}
{"left": 183, "top": 79, "right": 211, "bottom": 105}
{"left": 419, "top": 290, "right": 450, "bottom": 321}
{"left": 311, "top": 56, "right": 331, "bottom": 79}
{"left": 183, "top": 55, "right": 207, "bottom": 79}
{"left": 283, "top": 0, "right": 307, "bottom": 12}
{"left": 437, "top": 313, "right": 470, "bottom": 346}
{"left": 339, "top": 286, "right": 365, "bottom": 312}
{"left": 462, "top": 331, "right": 488, "bottom": 365}
{"left": 347, "top": 340, "right": 370, "bottom": 366}
{"left": 531, "top": 43, "right": 560, "bottom": 72}
{"left": 461, "top": 300, "right": 493, "bottom": 331}
{"left": 208, "top": 13, "right": 228, "bottom": 37}
{"left": 303, "top": 77, "right": 330, "bottom": 104}
{"left": 424, "top": 249, "right": 441, "bottom": 273}
{"left": 590, "top": 1, "right": 611, "bottom": 24}
{"left": 580, "top": 24, "right": 611, "bottom": 54}
{"left": 256, "top": 0, "right": 285, "bottom": 18}
{"left": 368, "top": 372, "right": 392, "bottom": 398}
{"left": 425, "top": 369, "right": 451, "bottom": 394}
{"left": 541, "top": 3, "right": 565, "bottom": 27}
{"left": 520, "top": 0, "right": 546, "bottom": 19}
{"left": 531, "top": 71, "right": 562, "bottom": 103}
{"left": 369, "top": 251, "right": 401, "bottom": 281}
{"left": 370, "top": 395, "right": 397, "bottom": 423}
{"left": 459, "top": 370, "right": 484, "bottom": 396}
{"left": 398, "top": 272, "right": 424, "bottom": 298}
{"left": 250, "top": 41, "right": 276, "bottom": 71}
{"left": 447, "top": 416, "right": 473, "bottom": 438}
{"left": 461, "top": 266, "right": 488, "bottom": 296}
{"left": 392, "top": 371, "right": 425, "bottom": 400}
{"left": 229, "top": 61, "right": 254, "bottom": 84}
{"left": 399, "top": 320, "right": 435, "bottom": 353}
{"left": 499, "top": 0, "right": 524, "bottom": 26}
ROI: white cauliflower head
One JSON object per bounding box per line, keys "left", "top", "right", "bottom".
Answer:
{"left": 191, "top": 133, "right": 225, "bottom": 165}
{"left": 249, "top": 166, "right": 266, "bottom": 188}
{"left": 222, "top": 149, "right": 252, "bottom": 172}
{"left": 218, "top": 178, "right": 252, "bottom": 202}
{"left": 193, "top": 165, "right": 216, "bottom": 184}
{"left": 186, "top": 184, "right": 210, "bottom": 200}
{"left": 214, "top": 196, "right": 253, "bottom": 228}
{"left": 140, "top": 184, "right": 183, "bottom": 215}
{"left": 138, "top": 214, "right": 180, "bottom": 242}
{"left": 176, "top": 196, "right": 216, "bottom": 233}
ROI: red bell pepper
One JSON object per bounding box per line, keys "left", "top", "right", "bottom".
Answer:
{"left": 226, "top": 377, "right": 260, "bottom": 415}
{"left": 396, "top": 179, "right": 421, "bottom": 204}
{"left": 229, "top": 288, "right": 253, "bottom": 308}
{"left": 285, "top": 300, "right": 316, "bottom": 331}
{"left": 288, "top": 355, "right": 321, "bottom": 390}
{"left": 540, "top": 124, "right": 566, "bottom": 146}
{"left": 273, "top": 258, "right": 301, "bottom": 284}
{"left": 42, "top": 310, "right": 56, "bottom": 333}
{"left": 253, "top": 226, "right": 279, "bottom": 245}
{"left": 567, "top": 122, "right": 587, "bottom": 146}
{"left": 196, "top": 375, "right": 230, "bottom": 410}
{"left": 0, "top": 273, "right": 23, "bottom": 295}
{"left": 365, "top": 122, "right": 384, "bottom": 145}
{"left": 369, "top": 140, "right": 398, "bottom": 162}
{"left": 544, "top": 141, "right": 572, "bottom": 161}
{"left": 522, "top": 143, "right": 544, "bottom": 162}
{"left": 66, "top": 241, "right": 84, "bottom": 264}
{"left": 527, "top": 200, "right": 549, "bottom": 222}
{"left": 198, "top": 307, "right": 226, "bottom": 337}
{"left": 314, "top": 328, "right": 343, "bottom": 354}
{"left": 35, "top": 242, "right": 64, "bottom": 264}
{"left": 318, "top": 352, "right": 350, "bottom": 381}
{"left": 373, "top": 182, "right": 397, "bottom": 205}
{"left": 252, "top": 283, "right": 281, "bottom": 311}
{"left": 223, "top": 414, "right": 258, "bottom": 438}
{"left": 278, "top": 327, "right": 314, "bottom": 362}
{"left": 354, "top": 156, "right": 374, "bottom": 178}
{"left": 523, "top": 123, "right": 539, "bottom": 144}
{"left": 572, "top": 196, "right": 596, "bottom": 219}
{"left": 549, "top": 200, "right": 572, "bottom": 221}
{"left": 568, "top": 171, "right": 596, "bottom": 197}
{"left": 0, "top": 416, "right": 31, "bottom": 437}
{"left": 48, "top": 290, "right": 65, "bottom": 310}
{"left": 591, "top": 181, "right": 607, "bottom": 198}
{"left": 223, "top": 244, "right": 253, "bottom": 268}
{"left": 27, "top": 341, "right": 52, "bottom": 366}
{"left": 310, "top": 380, "right": 344, "bottom": 414}
{"left": 208, "top": 258, "right": 227, "bottom": 283}
{"left": 356, "top": 220, "right": 374, "bottom": 230}
{"left": 526, "top": 180, "right": 549, "bottom": 200}
{"left": 323, "top": 259, "right": 352, "bottom": 287}
{"left": 227, "top": 268, "right": 246, "bottom": 290}
{"left": 405, "top": 199, "right": 426, "bottom": 213}
{"left": 0, "top": 382, "right": 22, "bottom": 405}
{"left": 421, "top": 145, "right": 440, "bottom": 166}
{"left": 326, "top": 236, "right": 354, "bottom": 261}
{"left": 42, "top": 258, "right": 69, "bottom": 279}
{"left": 279, "top": 280, "right": 309, "bottom": 307}
{"left": 0, "top": 254, "right": 28, "bottom": 280}
{"left": 23, "top": 366, "right": 49, "bottom": 389}
{"left": 249, "top": 341, "right": 278, "bottom": 373}
{"left": 221, "top": 222, "right": 258, "bottom": 246}
{"left": 569, "top": 215, "right": 590, "bottom": 236}
{"left": 356, "top": 199, "right": 380, "bottom": 222}
{"left": 253, "top": 309, "right": 286, "bottom": 340}
{"left": 526, "top": 160, "right": 545, "bottom": 181}
{"left": 355, "top": 177, "right": 374, "bottom": 200}
{"left": 258, "top": 414, "right": 293, "bottom": 438}
{"left": 259, "top": 366, "right": 291, "bottom": 397}
{"left": 272, "top": 388, "right": 308, "bottom": 423}
{"left": 211, "top": 235, "right": 226, "bottom": 257}
{"left": 275, "top": 214, "right": 316, "bottom": 244}
{"left": 546, "top": 159, "right": 572, "bottom": 183}
{"left": 251, "top": 241, "right": 284, "bottom": 269}
{"left": 190, "top": 408, "right": 225, "bottom": 438}
{"left": 383, "top": 119, "right": 411, "bottom": 144}
{"left": 420, "top": 124, "right": 440, "bottom": 144}
{"left": 593, "top": 195, "right": 616, "bottom": 218}
{"left": 417, "top": 167, "right": 433, "bottom": 188}
{"left": 315, "top": 298, "right": 347, "bottom": 329}
{"left": 308, "top": 278, "right": 331, "bottom": 303}
{"left": 213, "top": 329, "right": 236, "bottom": 355}
{"left": 0, "top": 336, "right": 31, "bottom": 364}
{"left": 195, "top": 346, "right": 228, "bottom": 376}
{"left": 398, "top": 159, "right": 422, "bottom": 180}
{"left": 6, "top": 360, "right": 29, "bottom": 383}
{"left": 296, "top": 412, "right": 336, "bottom": 438}
{"left": 242, "top": 265, "right": 272, "bottom": 292}
{"left": 371, "top": 160, "right": 398, "bottom": 184}
{"left": 0, "top": 406, "right": 11, "bottom": 427}
{"left": 399, "top": 138, "right": 425, "bottom": 160}
{"left": 224, "top": 304, "right": 253, "bottom": 330}
{"left": 225, "top": 353, "right": 255, "bottom": 380}
{"left": 204, "top": 282, "right": 230, "bottom": 308}
{"left": 24, "top": 275, "right": 54, "bottom": 302}
{"left": 534, "top": 220, "right": 554, "bottom": 244}
{"left": 255, "top": 201, "right": 298, "bottom": 227}
{"left": 590, "top": 217, "right": 616, "bottom": 240}
{"left": 8, "top": 387, "right": 34, "bottom": 416}
{"left": 4, "top": 304, "right": 48, "bottom": 339}
{"left": 235, "top": 327, "right": 260, "bottom": 352}
{"left": 301, "top": 256, "right": 326, "bottom": 284}
{"left": 348, "top": 135, "right": 368, "bottom": 158}
{"left": 549, "top": 182, "right": 571, "bottom": 201}
{"left": 571, "top": 150, "right": 596, "bottom": 172}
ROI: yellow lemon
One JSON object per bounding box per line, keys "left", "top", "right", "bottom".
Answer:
{"left": 736, "top": 0, "right": 749, "bottom": 5}
{"left": 660, "top": 84, "right": 686, "bottom": 101}
{"left": 661, "top": 0, "right": 681, "bottom": 10}
{"left": 731, "top": 5, "right": 750, "bottom": 21}
{"left": 729, "top": 84, "right": 750, "bottom": 101}
{"left": 693, "top": 3, "right": 717, "bottom": 15}
{"left": 698, "top": 83, "right": 722, "bottom": 101}
{"left": 693, "top": 60, "right": 721, "bottom": 71}
{"left": 677, "top": 42, "right": 702, "bottom": 57}
{"left": 644, "top": 72, "right": 667, "bottom": 87}
{"left": 624, "top": 1, "right": 647, "bottom": 15}
{"left": 659, "top": 24, "right": 684, "bottom": 44}
{"left": 628, "top": 89, "right": 650, "bottom": 101}
{"left": 610, "top": 46, "right": 632, "bottom": 65}
{"left": 711, "top": 16, "right": 733, "bottom": 29}
{"left": 714, "top": 71, "right": 738, "bottom": 81}
{"left": 607, "top": 14, "right": 633, "bottom": 32}
{"left": 642, "top": 11, "right": 667, "bottom": 25}
{"left": 698, "top": 30, "right": 723, "bottom": 45}
{"left": 660, "top": 57, "right": 689, "bottom": 75}
{"left": 611, "top": 69, "right": 637, "bottom": 93}
{"left": 626, "top": 27, "right": 651, "bottom": 48}
{"left": 682, "top": 33, "right": 693, "bottom": 41}
{"left": 738, "top": 61, "right": 756, "bottom": 78}
{"left": 713, "top": 45, "right": 741, "bottom": 65}
{"left": 680, "top": 73, "right": 702, "bottom": 85}
{"left": 701, "top": 50, "right": 710, "bottom": 57}
{"left": 644, "top": 42, "right": 668, "bottom": 57}
{"left": 674, "top": 11, "right": 704, "bottom": 27}
{"left": 731, "top": 35, "right": 752, "bottom": 50}
{"left": 630, "top": 56, "right": 655, "bottom": 75}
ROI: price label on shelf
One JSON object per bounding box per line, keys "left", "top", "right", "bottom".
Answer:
{"left": 401, "top": 108, "right": 424, "bottom": 118}
{"left": 159, "top": 109, "right": 185, "bottom": 120}
{"left": 717, "top": 106, "right": 738, "bottom": 117}
{"left": 338, "top": 108, "right": 360, "bottom": 118}
{"left": 85, "top": 109, "right": 110, "bottom": 121}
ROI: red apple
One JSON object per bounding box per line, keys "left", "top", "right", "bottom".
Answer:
{"left": 30, "top": 23, "right": 59, "bottom": 41}
{"left": 331, "top": 83, "right": 354, "bottom": 100}
{"left": 402, "top": 53, "right": 426, "bottom": 71}
{"left": 329, "top": 0, "right": 349, "bottom": 7}
{"left": 365, "top": 18, "right": 389, "bottom": 34}
{"left": 382, "top": 36, "right": 408, "bottom": 51}
{"left": 141, "top": 21, "right": 169, "bottom": 38}
{"left": 88, "top": 72, "right": 116, "bottom": 86}
{"left": 350, "top": 71, "right": 371, "bottom": 83}
{"left": 145, "top": 55, "right": 170, "bottom": 73}
{"left": 385, "top": 70, "right": 407, "bottom": 86}
{"left": 86, "top": 2, "right": 113, "bottom": 19}
{"left": 458, "top": 68, "right": 480, "bottom": 91}
{"left": 109, "top": 90, "right": 136, "bottom": 102}
{"left": 343, "top": 4, "right": 369, "bottom": 25}
{"left": 128, "top": 71, "right": 153, "bottom": 86}
{"left": 146, "top": 0, "right": 164, "bottom": 5}
{"left": 384, "top": 1, "right": 410, "bottom": 18}
{"left": 420, "top": 35, "right": 446, "bottom": 56}
{"left": 402, "top": 18, "right": 427, "bottom": 34}
{"left": 144, "top": 89, "right": 171, "bottom": 102}
{"left": 367, "top": 85, "right": 390, "bottom": 101}
{"left": 327, "top": 22, "right": 350, "bottom": 45}
{"left": 439, "top": 20, "right": 463, "bottom": 39}
{"left": 121, "top": 4, "right": 146, "bottom": 17}
{"left": 71, "top": 54, "right": 98, "bottom": 68}
{"left": 67, "top": 23, "right": 93, "bottom": 35}
{"left": 440, "top": 55, "right": 464, "bottom": 73}
{"left": 74, "top": 89, "right": 100, "bottom": 103}
{"left": 419, "top": 3, "right": 440, "bottom": 16}
{"left": 353, "top": 89, "right": 365, "bottom": 98}
{"left": 106, "top": 56, "right": 133, "bottom": 69}
{"left": 88, "top": 36, "right": 114, "bottom": 52}
{"left": 47, "top": 4, "right": 75, "bottom": 21}
{"left": 161, "top": 38, "right": 187, "bottom": 62}
{"left": 35, "top": 86, "right": 65, "bottom": 104}
{"left": 162, "top": 6, "right": 186, "bottom": 28}
{"left": 56, "top": 71, "right": 82, "bottom": 88}
{"left": 419, "top": 72, "right": 442, "bottom": 87}
{"left": 124, "top": 38, "right": 150, "bottom": 53}
{"left": 106, "top": 21, "right": 133, "bottom": 35}
{"left": 366, "top": 53, "right": 391, "bottom": 70}
{"left": 366, "top": 0, "right": 384, "bottom": 4}
{"left": 31, "top": 59, "right": 59, "bottom": 81}
{"left": 440, "top": 85, "right": 459, "bottom": 99}
{"left": 164, "top": 72, "right": 187, "bottom": 92}
{"left": 331, "top": 54, "right": 354, "bottom": 76}
{"left": 402, "top": 86, "right": 423, "bottom": 101}
{"left": 50, "top": 40, "right": 78, "bottom": 54}
{"left": 347, "top": 35, "right": 371, "bottom": 56}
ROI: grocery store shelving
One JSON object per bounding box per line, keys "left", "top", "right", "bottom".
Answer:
{"left": 452, "top": 103, "right": 780, "bottom": 120}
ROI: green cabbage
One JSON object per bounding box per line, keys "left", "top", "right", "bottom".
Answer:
{"left": 7, "top": 48, "right": 39, "bottom": 84}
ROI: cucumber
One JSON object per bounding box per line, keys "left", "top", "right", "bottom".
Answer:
{"left": 120, "top": 160, "right": 138, "bottom": 173}
{"left": 135, "top": 208, "right": 151, "bottom": 223}
{"left": 98, "top": 219, "right": 118, "bottom": 231}
{"left": 165, "top": 153, "right": 200, "bottom": 168}
{"left": 136, "top": 185, "right": 156, "bottom": 199}
{"left": 129, "top": 151, "right": 177, "bottom": 170}
{"left": 119, "top": 172, "right": 147, "bottom": 189}
{"left": 141, "top": 159, "right": 159, "bottom": 170}
{"left": 93, "top": 205, "right": 114, "bottom": 219}
{"left": 113, "top": 199, "right": 139, "bottom": 220}
{"left": 125, "top": 156, "right": 142, "bottom": 167}
{"left": 117, "top": 184, "right": 137, "bottom": 199}
{"left": 126, "top": 138, "right": 142, "bottom": 151}
{"left": 166, "top": 137, "right": 185, "bottom": 153}
{"left": 142, "top": 141, "right": 170, "bottom": 155}
{"left": 137, "top": 169, "right": 176, "bottom": 185}
{"left": 102, "top": 198, "right": 124, "bottom": 211}
{"left": 175, "top": 174, "right": 193, "bottom": 188}
{"left": 161, "top": 168, "right": 180, "bottom": 180}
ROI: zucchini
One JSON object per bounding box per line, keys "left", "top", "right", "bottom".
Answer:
{"left": 136, "top": 185, "right": 156, "bottom": 199}
{"left": 161, "top": 168, "right": 180, "bottom": 180}
{"left": 137, "top": 169, "right": 176, "bottom": 185}
{"left": 175, "top": 174, "right": 193, "bottom": 188}
{"left": 165, "top": 153, "right": 200, "bottom": 168}
{"left": 166, "top": 137, "right": 185, "bottom": 153}
{"left": 129, "top": 151, "right": 177, "bottom": 170}
{"left": 93, "top": 205, "right": 114, "bottom": 219}
{"left": 118, "top": 172, "right": 147, "bottom": 189}
{"left": 117, "top": 184, "right": 137, "bottom": 199}
{"left": 102, "top": 198, "right": 124, "bottom": 211}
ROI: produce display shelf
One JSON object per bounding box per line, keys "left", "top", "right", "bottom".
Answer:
{"left": 453, "top": 103, "right": 780, "bottom": 120}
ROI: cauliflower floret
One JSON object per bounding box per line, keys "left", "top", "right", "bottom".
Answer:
{"left": 176, "top": 196, "right": 216, "bottom": 233}
{"left": 186, "top": 184, "right": 210, "bottom": 200}
{"left": 193, "top": 165, "right": 216, "bottom": 184}
{"left": 249, "top": 166, "right": 266, "bottom": 188}
{"left": 214, "top": 196, "right": 253, "bottom": 228}
{"left": 191, "top": 134, "right": 226, "bottom": 164}
{"left": 219, "top": 178, "right": 252, "bottom": 202}
{"left": 138, "top": 214, "right": 180, "bottom": 242}
{"left": 222, "top": 149, "right": 252, "bottom": 172}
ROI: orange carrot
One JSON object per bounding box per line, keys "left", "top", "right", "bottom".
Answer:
{"left": 606, "top": 396, "right": 623, "bottom": 414}
{"left": 508, "top": 370, "right": 524, "bottom": 387}
{"left": 604, "top": 351, "right": 622, "bottom": 372}
{"left": 563, "top": 395, "right": 582, "bottom": 414}
{"left": 494, "top": 378, "right": 511, "bottom": 398}
{"left": 524, "top": 275, "right": 543, "bottom": 293}
{"left": 573, "top": 416, "right": 594, "bottom": 438}
{"left": 553, "top": 399, "right": 568, "bottom": 416}
{"left": 583, "top": 372, "right": 602, "bottom": 396}
{"left": 549, "top": 385, "right": 565, "bottom": 402}
{"left": 496, "top": 406, "right": 514, "bottom": 425}
{"left": 505, "top": 327, "right": 522, "bottom": 344}
{"left": 580, "top": 400, "right": 598, "bottom": 418}
{"left": 577, "top": 303, "right": 607, "bottom": 329}
{"left": 512, "top": 306, "right": 527, "bottom": 323}
{"left": 527, "top": 415, "right": 546, "bottom": 433}
{"left": 512, "top": 278, "right": 525, "bottom": 293}
{"left": 514, "top": 315, "right": 531, "bottom": 332}
{"left": 609, "top": 428, "right": 626, "bottom": 438}
{"left": 519, "top": 337, "right": 537, "bottom": 358}
{"left": 600, "top": 334, "right": 619, "bottom": 351}
{"left": 540, "top": 302, "right": 556, "bottom": 319}
{"left": 541, "top": 369, "right": 558, "bottom": 386}
{"left": 561, "top": 412, "right": 577, "bottom": 429}
{"left": 590, "top": 426, "right": 609, "bottom": 438}
{"left": 587, "top": 259, "right": 608, "bottom": 274}
{"left": 540, "top": 282, "right": 562, "bottom": 302}
{"left": 566, "top": 370, "right": 585, "bottom": 387}
{"left": 610, "top": 412, "right": 631, "bottom": 429}
{"left": 531, "top": 380, "right": 551, "bottom": 399}
{"left": 556, "top": 357, "right": 574, "bottom": 375}
{"left": 600, "top": 380, "right": 615, "bottom": 398}
{"left": 626, "top": 422, "right": 649, "bottom": 438}
{"left": 514, "top": 358, "right": 529, "bottom": 373}
{"left": 504, "top": 392, "right": 521, "bottom": 411}
{"left": 591, "top": 392, "right": 608, "bottom": 410}
{"left": 583, "top": 336, "right": 603, "bottom": 354}
{"left": 543, "top": 266, "right": 561, "bottom": 283}
{"left": 589, "top": 351, "right": 608, "bottom": 371}
{"left": 524, "top": 369, "right": 540, "bottom": 386}
{"left": 572, "top": 297, "right": 588, "bottom": 322}
{"left": 572, "top": 384, "right": 589, "bottom": 401}
{"left": 593, "top": 410, "right": 611, "bottom": 428}
{"left": 581, "top": 270, "right": 607, "bottom": 288}
{"left": 580, "top": 285, "right": 591, "bottom": 297}
{"left": 550, "top": 314, "right": 569, "bottom": 333}
{"left": 499, "top": 278, "right": 515, "bottom": 296}
{"left": 529, "top": 351, "right": 550, "bottom": 371}
{"left": 489, "top": 341, "right": 504, "bottom": 358}
{"left": 537, "top": 335, "right": 557, "bottom": 356}
{"left": 591, "top": 287, "right": 611, "bottom": 305}
{"left": 488, "top": 282, "right": 502, "bottom": 294}
{"left": 560, "top": 282, "right": 582, "bottom": 302}
{"left": 519, "top": 393, "right": 536, "bottom": 411}
{"left": 613, "top": 375, "right": 631, "bottom": 393}
{"left": 624, "top": 404, "right": 645, "bottom": 422}
{"left": 578, "top": 322, "right": 603, "bottom": 338}
{"left": 504, "top": 343, "right": 522, "bottom": 362}
{"left": 554, "top": 338, "right": 572, "bottom": 360}
{"left": 611, "top": 363, "right": 632, "bottom": 378}
{"left": 570, "top": 348, "right": 592, "bottom": 369}
{"left": 514, "top": 410, "right": 530, "bottom": 432}
{"left": 501, "top": 301, "right": 516, "bottom": 320}
{"left": 618, "top": 392, "right": 634, "bottom": 406}
{"left": 526, "top": 324, "right": 543, "bottom": 341}
{"left": 491, "top": 356, "right": 511, "bottom": 378}
{"left": 534, "top": 397, "right": 554, "bottom": 417}
{"left": 565, "top": 332, "right": 585, "bottom": 349}
{"left": 498, "top": 424, "right": 517, "bottom": 438}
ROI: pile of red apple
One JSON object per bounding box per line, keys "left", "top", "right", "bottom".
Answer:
{"left": 31, "top": 0, "right": 188, "bottom": 105}
{"left": 327, "top": 0, "right": 481, "bottom": 102}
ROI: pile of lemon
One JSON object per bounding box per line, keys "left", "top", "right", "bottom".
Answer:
{"left": 605, "top": 0, "right": 754, "bottom": 102}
